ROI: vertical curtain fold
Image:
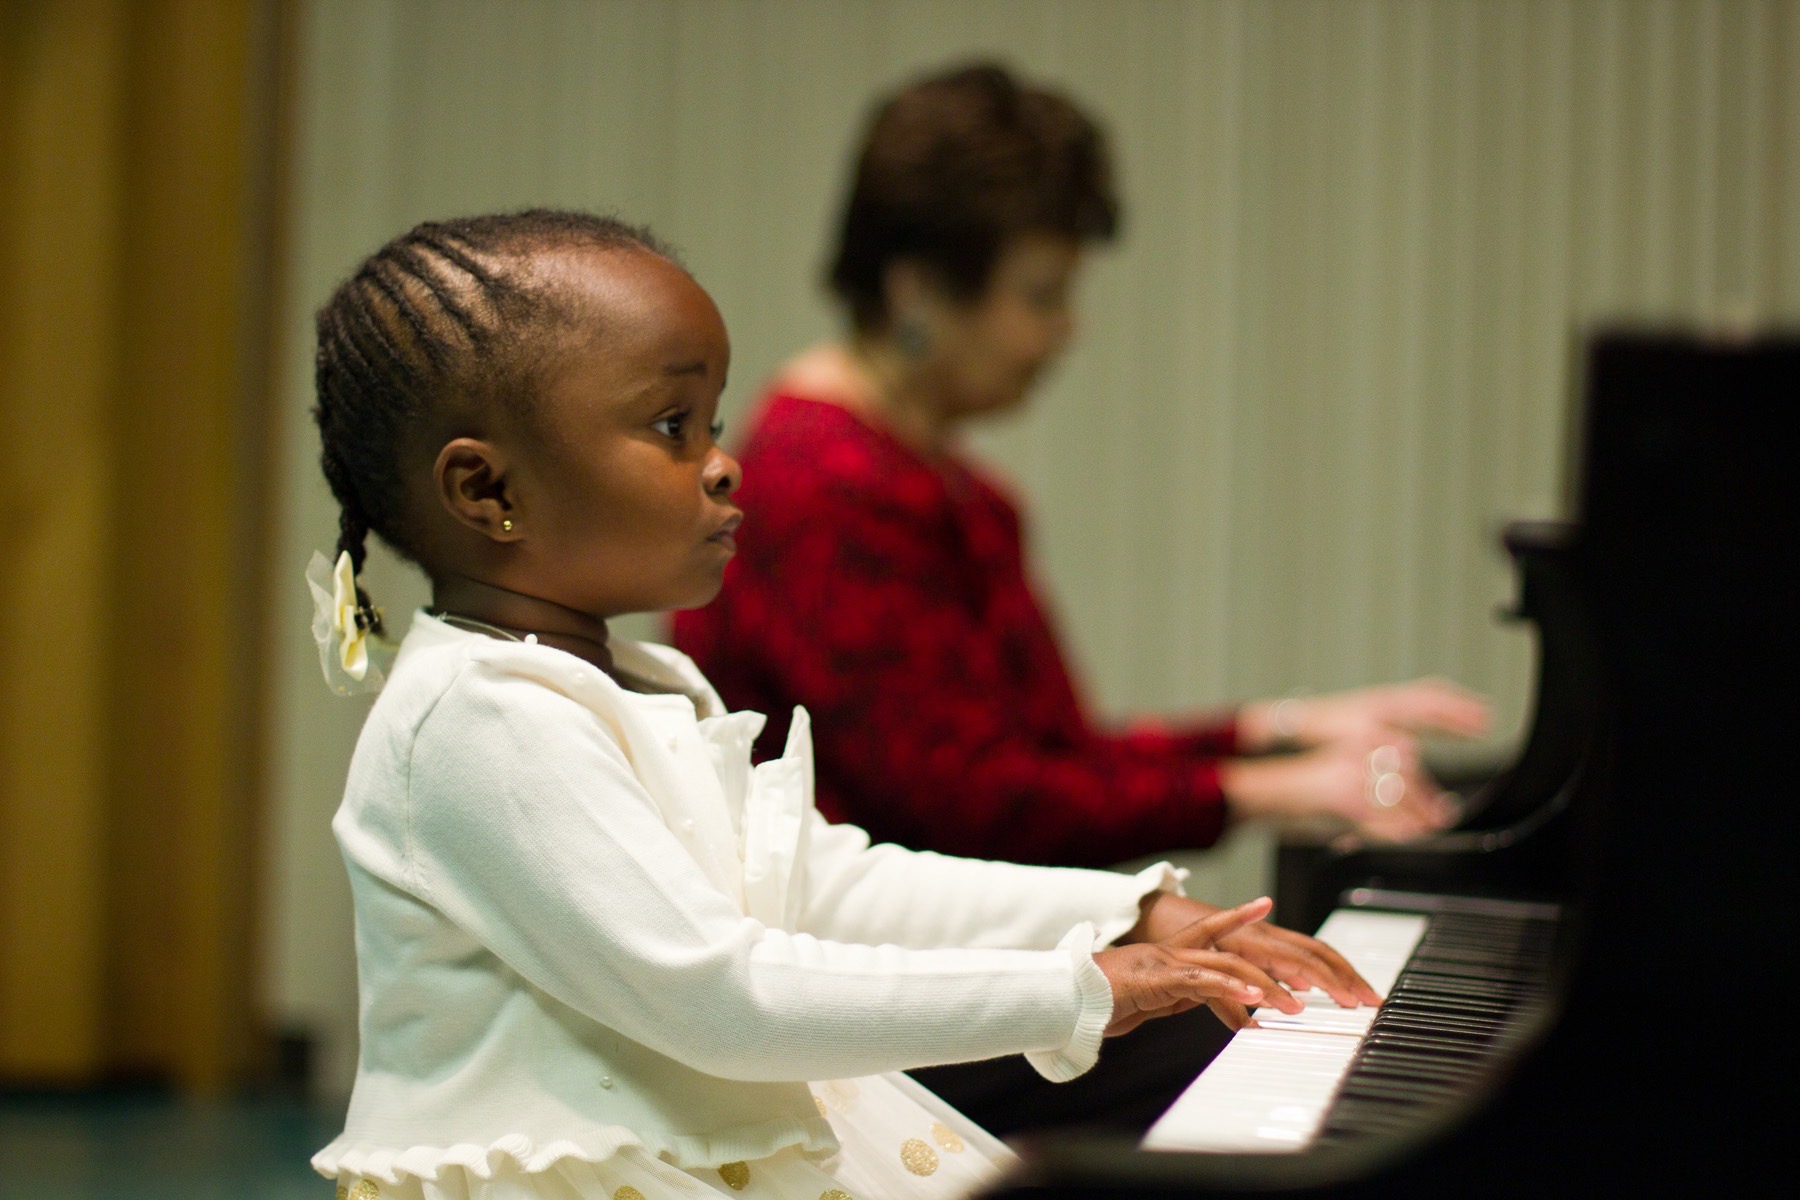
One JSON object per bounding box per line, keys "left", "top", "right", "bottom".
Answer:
{"left": 0, "top": 0, "right": 286, "bottom": 1094}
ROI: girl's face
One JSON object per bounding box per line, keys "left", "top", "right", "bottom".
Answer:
{"left": 917, "top": 232, "right": 1083, "bottom": 420}
{"left": 511, "top": 247, "right": 742, "bottom": 618}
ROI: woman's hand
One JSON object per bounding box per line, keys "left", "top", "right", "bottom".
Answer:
{"left": 1221, "top": 733, "right": 1460, "bottom": 840}
{"left": 1222, "top": 677, "right": 1488, "bottom": 840}
{"left": 1243, "top": 677, "right": 1493, "bottom": 753}
{"left": 1123, "top": 892, "right": 1382, "bottom": 1008}
{"left": 1095, "top": 897, "right": 1301, "bottom": 1035}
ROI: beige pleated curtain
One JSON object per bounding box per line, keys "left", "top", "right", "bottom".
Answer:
{"left": 260, "top": 0, "right": 1800, "bottom": 1095}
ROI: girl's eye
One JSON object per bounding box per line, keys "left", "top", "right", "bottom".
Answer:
{"left": 709, "top": 418, "right": 725, "bottom": 441}
{"left": 651, "top": 412, "right": 688, "bottom": 439}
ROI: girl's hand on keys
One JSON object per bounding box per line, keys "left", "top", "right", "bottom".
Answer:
{"left": 1093, "top": 898, "right": 1301, "bottom": 1036}
{"left": 1214, "top": 917, "right": 1383, "bottom": 1008}
{"left": 1129, "top": 892, "right": 1382, "bottom": 1008}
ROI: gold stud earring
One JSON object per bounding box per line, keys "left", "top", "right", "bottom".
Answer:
{"left": 502, "top": 518, "right": 514, "bottom": 532}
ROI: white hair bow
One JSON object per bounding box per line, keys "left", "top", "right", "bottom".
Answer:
{"left": 306, "top": 550, "right": 390, "bottom": 695}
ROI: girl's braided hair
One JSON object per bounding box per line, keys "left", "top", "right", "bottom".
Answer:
{"left": 312, "top": 209, "right": 669, "bottom": 630}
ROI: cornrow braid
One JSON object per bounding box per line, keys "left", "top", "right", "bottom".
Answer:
{"left": 312, "top": 209, "right": 671, "bottom": 626}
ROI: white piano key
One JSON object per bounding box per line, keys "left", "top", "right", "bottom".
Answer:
{"left": 1141, "top": 910, "right": 1428, "bottom": 1154}
{"left": 1141, "top": 1029, "right": 1359, "bottom": 1151}
{"left": 1252, "top": 1003, "right": 1380, "bottom": 1035}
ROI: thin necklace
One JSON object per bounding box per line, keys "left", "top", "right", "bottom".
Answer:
{"left": 432, "top": 611, "right": 537, "bottom": 644}
{"left": 430, "top": 608, "right": 683, "bottom": 696}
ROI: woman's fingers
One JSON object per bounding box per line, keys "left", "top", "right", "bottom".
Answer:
{"left": 1392, "top": 677, "right": 1493, "bottom": 736}
{"left": 1348, "top": 739, "right": 1458, "bottom": 840}
{"left": 1298, "top": 678, "right": 1494, "bottom": 747}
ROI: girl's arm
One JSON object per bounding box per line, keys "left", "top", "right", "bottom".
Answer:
{"left": 796, "top": 813, "right": 1184, "bottom": 952}
{"left": 378, "top": 658, "right": 1113, "bottom": 1084}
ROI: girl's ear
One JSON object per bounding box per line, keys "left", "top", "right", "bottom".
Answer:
{"left": 434, "top": 438, "right": 521, "bottom": 543}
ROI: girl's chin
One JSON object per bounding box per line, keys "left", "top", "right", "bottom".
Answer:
{"left": 674, "top": 576, "right": 728, "bottom": 613}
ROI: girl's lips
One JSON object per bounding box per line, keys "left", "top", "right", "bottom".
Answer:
{"left": 709, "top": 513, "right": 742, "bottom": 549}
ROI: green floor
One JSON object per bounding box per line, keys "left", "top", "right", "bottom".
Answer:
{"left": 0, "top": 1088, "right": 344, "bottom": 1199}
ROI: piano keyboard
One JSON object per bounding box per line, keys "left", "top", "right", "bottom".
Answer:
{"left": 1142, "top": 894, "right": 1559, "bottom": 1154}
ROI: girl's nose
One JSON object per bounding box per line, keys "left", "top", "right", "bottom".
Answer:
{"left": 705, "top": 447, "right": 741, "bottom": 496}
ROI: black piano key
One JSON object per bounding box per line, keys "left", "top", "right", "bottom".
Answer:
{"left": 1361, "top": 1032, "right": 1494, "bottom": 1058}
{"left": 1336, "top": 1081, "right": 1467, "bottom": 1108}
{"left": 1313, "top": 904, "right": 1562, "bottom": 1147}
{"left": 1372, "top": 1015, "right": 1502, "bottom": 1038}
{"left": 1344, "top": 1075, "right": 1480, "bottom": 1101}
{"left": 1354, "top": 1057, "right": 1483, "bottom": 1085}
{"left": 1401, "top": 978, "right": 1545, "bottom": 1002}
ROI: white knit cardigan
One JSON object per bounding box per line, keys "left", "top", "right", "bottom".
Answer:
{"left": 313, "top": 613, "right": 1180, "bottom": 1185}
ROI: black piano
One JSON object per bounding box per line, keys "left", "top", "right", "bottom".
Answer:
{"left": 979, "top": 329, "right": 1799, "bottom": 1195}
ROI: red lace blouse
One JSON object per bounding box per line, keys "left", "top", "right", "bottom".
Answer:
{"left": 671, "top": 392, "right": 1237, "bottom": 867}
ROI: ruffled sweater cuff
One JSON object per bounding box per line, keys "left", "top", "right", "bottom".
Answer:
{"left": 1023, "top": 923, "right": 1116, "bottom": 1083}
{"left": 1023, "top": 861, "right": 1187, "bottom": 1083}
{"left": 1089, "top": 859, "right": 1191, "bottom": 948}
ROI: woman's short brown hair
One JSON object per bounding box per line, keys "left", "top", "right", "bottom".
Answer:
{"left": 826, "top": 61, "right": 1120, "bottom": 334}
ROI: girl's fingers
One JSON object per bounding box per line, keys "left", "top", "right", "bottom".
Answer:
{"left": 1206, "top": 997, "right": 1254, "bottom": 1030}
{"left": 1142, "top": 999, "right": 1203, "bottom": 1022}
{"left": 1105, "top": 1010, "right": 1150, "bottom": 1038}
{"left": 1100, "top": 939, "right": 1314, "bottom": 1037}
{"left": 1169, "top": 949, "right": 1300, "bottom": 1014}
{"left": 1167, "top": 895, "right": 1273, "bottom": 949}
{"left": 1281, "top": 950, "right": 1368, "bottom": 1008}
{"left": 1234, "top": 926, "right": 1382, "bottom": 1008}
{"left": 1269, "top": 929, "right": 1383, "bottom": 1006}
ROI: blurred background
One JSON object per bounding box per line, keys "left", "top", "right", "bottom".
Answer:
{"left": 3, "top": 0, "right": 1796, "bottom": 1193}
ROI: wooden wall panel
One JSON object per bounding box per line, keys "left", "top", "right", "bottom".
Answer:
{"left": 103, "top": 0, "right": 281, "bottom": 1094}
{"left": 0, "top": 0, "right": 128, "bottom": 1081}
{"left": 0, "top": 0, "right": 282, "bottom": 1092}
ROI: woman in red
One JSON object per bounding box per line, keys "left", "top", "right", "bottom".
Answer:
{"left": 672, "top": 61, "right": 1490, "bottom": 1134}
{"left": 674, "top": 61, "right": 1488, "bottom": 868}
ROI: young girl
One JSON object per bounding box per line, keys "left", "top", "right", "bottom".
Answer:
{"left": 306, "top": 210, "right": 1377, "bottom": 1200}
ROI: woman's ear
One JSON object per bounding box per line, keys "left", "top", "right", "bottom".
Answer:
{"left": 433, "top": 438, "right": 521, "bottom": 542}
{"left": 881, "top": 259, "right": 956, "bottom": 348}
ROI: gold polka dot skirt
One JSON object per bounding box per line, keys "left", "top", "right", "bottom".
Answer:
{"left": 802, "top": 1072, "right": 1016, "bottom": 1200}
{"left": 328, "top": 1073, "right": 1010, "bottom": 1200}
